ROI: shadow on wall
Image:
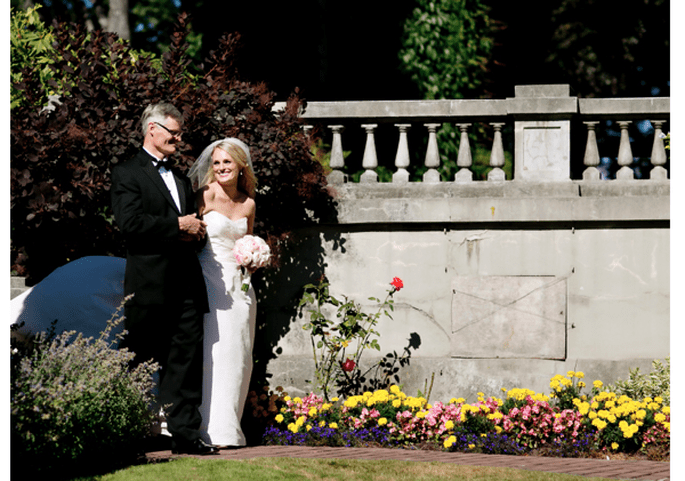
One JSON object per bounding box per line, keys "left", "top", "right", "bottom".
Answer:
{"left": 250, "top": 195, "right": 344, "bottom": 391}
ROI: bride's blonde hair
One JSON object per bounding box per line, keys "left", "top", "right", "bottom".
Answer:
{"left": 210, "top": 141, "right": 257, "bottom": 198}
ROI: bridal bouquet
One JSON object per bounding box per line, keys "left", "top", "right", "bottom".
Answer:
{"left": 233, "top": 235, "right": 271, "bottom": 292}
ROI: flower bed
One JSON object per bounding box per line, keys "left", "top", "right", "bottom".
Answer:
{"left": 249, "top": 372, "right": 670, "bottom": 461}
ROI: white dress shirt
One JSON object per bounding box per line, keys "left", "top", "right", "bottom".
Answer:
{"left": 144, "top": 147, "right": 181, "bottom": 212}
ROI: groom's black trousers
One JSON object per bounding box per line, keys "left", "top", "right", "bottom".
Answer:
{"left": 122, "top": 299, "right": 204, "bottom": 443}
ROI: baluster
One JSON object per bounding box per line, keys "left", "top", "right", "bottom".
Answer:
{"left": 650, "top": 120, "right": 668, "bottom": 180}
{"left": 487, "top": 122, "right": 506, "bottom": 182}
{"left": 423, "top": 123, "right": 441, "bottom": 183}
{"left": 303, "top": 125, "right": 313, "bottom": 138}
{"left": 616, "top": 121, "right": 634, "bottom": 180}
{"left": 455, "top": 123, "right": 473, "bottom": 183}
{"left": 360, "top": 124, "right": 379, "bottom": 183}
{"left": 328, "top": 125, "right": 346, "bottom": 184}
{"left": 582, "top": 121, "right": 601, "bottom": 181}
{"left": 393, "top": 124, "right": 411, "bottom": 183}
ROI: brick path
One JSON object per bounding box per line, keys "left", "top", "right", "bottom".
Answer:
{"left": 145, "top": 445, "right": 670, "bottom": 480}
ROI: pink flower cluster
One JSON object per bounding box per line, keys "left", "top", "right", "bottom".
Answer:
{"left": 495, "top": 397, "right": 582, "bottom": 448}
{"left": 233, "top": 235, "right": 271, "bottom": 269}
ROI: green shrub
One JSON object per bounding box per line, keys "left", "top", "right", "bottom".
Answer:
{"left": 10, "top": 308, "right": 159, "bottom": 476}
{"left": 606, "top": 357, "right": 670, "bottom": 406}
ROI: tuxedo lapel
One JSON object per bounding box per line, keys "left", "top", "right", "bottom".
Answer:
{"left": 138, "top": 153, "right": 181, "bottom": 214}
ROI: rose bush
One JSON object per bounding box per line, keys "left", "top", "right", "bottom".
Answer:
{"left": 299, "top": 277, "right": 405, "bottom": 400}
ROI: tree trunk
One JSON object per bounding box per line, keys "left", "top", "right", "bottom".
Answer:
{"left": 107, "top": 0, "right": 130, "bottom": 40}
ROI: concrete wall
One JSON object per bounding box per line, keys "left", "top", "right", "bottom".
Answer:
{"left": 263, "top": 180, "right": 669, "bottom": 402}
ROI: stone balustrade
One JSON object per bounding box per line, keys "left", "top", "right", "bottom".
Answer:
{"left": 265, "top": 85, "right": 669, "bottom": 400}
{"left": 278, "top": 84, "right": 669, "bottom": 184}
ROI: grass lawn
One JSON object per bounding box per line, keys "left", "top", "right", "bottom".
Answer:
{"left": 71, "top": 457, "right": 621, "bottom": 481}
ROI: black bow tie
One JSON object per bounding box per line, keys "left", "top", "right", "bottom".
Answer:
{"left": 155, "top": 160, "right": 170, "bottom": 169}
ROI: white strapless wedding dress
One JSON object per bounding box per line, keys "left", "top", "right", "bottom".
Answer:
{"left": 197, "top": 211, "right": 257, "bottom": 447}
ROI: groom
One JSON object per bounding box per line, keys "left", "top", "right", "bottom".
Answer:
{"left": 111, "top": 102, "right": 217, "bottom": 455}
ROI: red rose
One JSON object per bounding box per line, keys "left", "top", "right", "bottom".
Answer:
{"left": 391, "top": 277, "right": 404, "bottom": 291}
{"left": 341, "top": 358, "right": 356, "bottom": 372}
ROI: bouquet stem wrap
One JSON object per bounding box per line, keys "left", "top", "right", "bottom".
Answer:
{"left": 233, "top": 235, "right": 271, "bottom": 293}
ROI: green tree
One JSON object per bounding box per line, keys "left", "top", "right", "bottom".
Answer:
{"left": 545, "top": 0, "right": 669, "bottom": 98}
{"left": 398, "top": 0, "right": 509, "bottom": 180}
{"left": 398, "top": 0, "right": 493, "bottom": 100}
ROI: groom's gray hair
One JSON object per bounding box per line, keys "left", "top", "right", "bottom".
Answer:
{"left": 140, "top": 102, "right": 184, "bottom": 136}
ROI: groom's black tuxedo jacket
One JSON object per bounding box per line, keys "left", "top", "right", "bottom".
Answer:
{"left": 111, "top": 150, "right": 208, "bottom": 312}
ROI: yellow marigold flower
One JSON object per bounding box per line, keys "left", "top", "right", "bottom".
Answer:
{"left": 644, "top": 397, "right": 653, "bottom": 403}
{"left": 416, "top": 411, "right": 427, "bottom": 419}
{"left": 456, "top": 397, "right": 465, "bottom": 404}
{"left": 468, "top": 444, "right": 475, "bottom": 449}
{"left": 322, "top": 403, "right": 332, "bottom": 411}
{"left": 392, "top": 399, "right": 402, "bottom": 408}
{"left": 654, "top": 397, "right": 663, "bottom": 404}
{"left": 576, "top": 372, "right": 585, "bottom": 379}
{"left": 284, "top": 396, "right": 292, "bottom": 402}
{"left": 341, "top": 340, "right": 349, "bottom": 348}
{"left": 662, "top": 406, "right": 670, "bottom": 415}
{"left": 331, "top": 397, "right": 339, "bottom": 402}
{"left": 275, "top": 414, "right": 284, "bottom": 423}
{"left": 550, "top": 380, "right": 560, "bottom": 389}
{"left": 664, "top": 422, "right": 670, "bottom": 432}
{"left": 480, "top": 433, "right": 487, "bottom": 438}
{"left": 567, "top": 371, "right": 576, "bottom": 378}
{"left": 607, "top": 414, "right": 616, "bottom": 424}
{"left": 578, "top": 381, "right": 586, "bottom": 388}
{"left": 560, "top": 378, "right": 572, "bottom": 387}
{"left": 592, "top": 419, "right": 607, "bottom": 430}
{"left": 648, "top": 402, "right": 659, "bottom": 411}
{"left": 288, "top": 423, "right": 298, "bottom": 433}
{"left": 611, "top": 442, "right": 619, "bottom": 450}
{"left": 329, "top": 422, "right": 338, "bottom": 429}
{"left": 495, "top": 426, "right": 503, "bottom": 433}
{"left": 449, "top": 398, "right": 459, "bottom": 404}
{"left": 390, "top": 385, "right": 401, "bottom": 394}
{"left": 591, "top": 401, "right": 599, "bottom": 410}
{"left": 588, "top": 412, "right": 598, "bottom": 420}
{"left": 308, "top": 408, "right": 317, "bottom": 417}
{"left": 306, "top": 425, "right": 312, "bottom": 431}
{"left": 593, "top": 380, "right": 603, "bottom": 389}
{"left": 293, "top": 397, "right": 302, "bottom": 404}
{"left": 378, "top": 417, "right": 388, "bottom": 426}
{"left": 597, "top": 409, "right": 609, "bottom": 419}
{"left": 605, "top": 400, "right": 615, "bottom": 409}
{"left": 296, "top": 416, "right": 306, "bottom": 426}
{"left": 445, "top": 420, "right": 455, "bottom": 430}
{"left": 636, "top": 409, "right": 647, "bottom": 420}
{"left": 443, "top": 436, "right": 456, "bottom": 449}
{"left": 319, "top": 421, "right": 326, "bottom": 427}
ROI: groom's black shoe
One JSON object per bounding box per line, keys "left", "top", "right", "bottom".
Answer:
{"left": 171, "top": 438, "right": 219, "bottom": 455}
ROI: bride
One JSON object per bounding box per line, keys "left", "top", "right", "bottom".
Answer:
{"left": 188, "top": 137, "right": 258, "bottom": 448}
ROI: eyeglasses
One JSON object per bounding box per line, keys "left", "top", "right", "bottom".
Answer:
{"left": 154, "top": 122, "right": 183, "bottom": 138}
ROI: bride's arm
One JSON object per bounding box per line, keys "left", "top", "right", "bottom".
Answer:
{"left": 246, "top": 198, "right": 256, "bottom": 235}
